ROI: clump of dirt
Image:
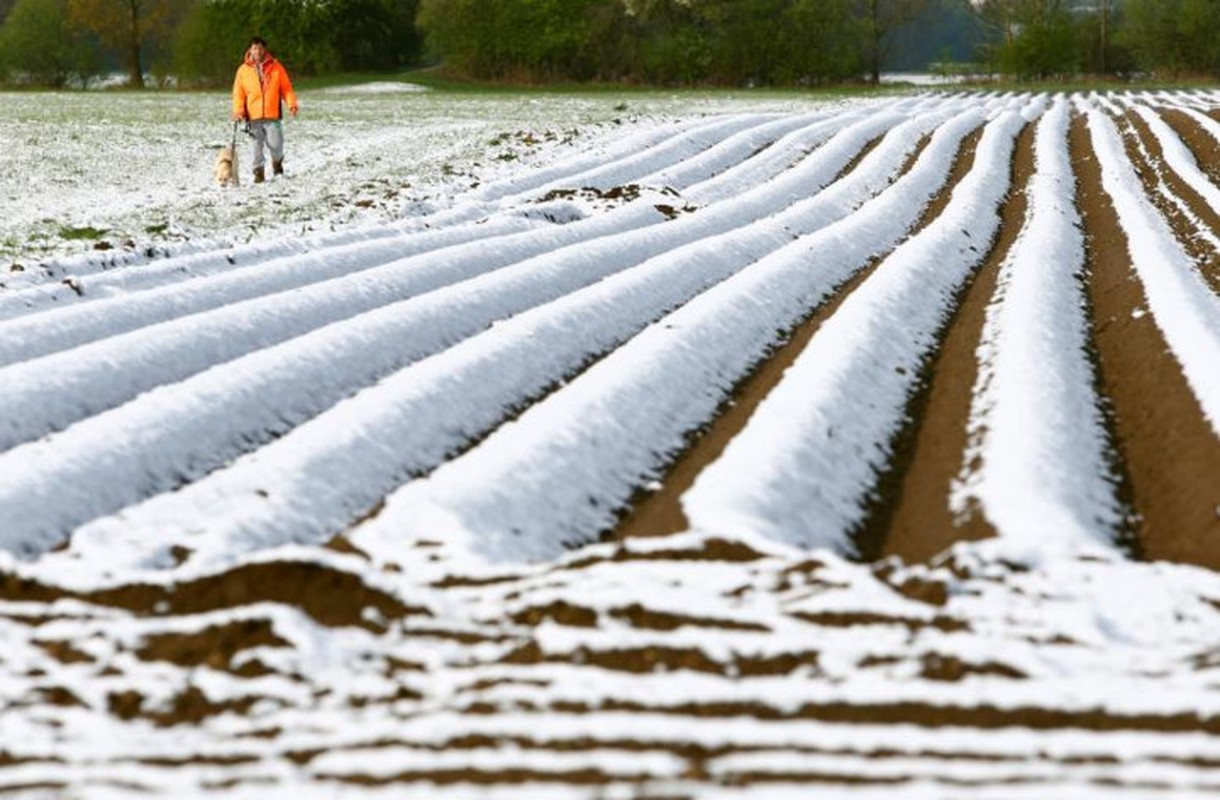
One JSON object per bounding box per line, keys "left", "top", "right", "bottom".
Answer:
{"left": 0, "top": 559, "right": 430, "bottom": 632}
{"left": 918, "top": 652, "right": 1026, "bottom": 682}
{"left": 608, "top": 603, "right": 769, "bottom": 632}
{"left": 509, "top": 601, "right": 599, "bottom": 628}
{"left": 135, "top": 619, "right": 290, "bottom": 673}
{"left": 108, "top": 686, "right": 263, "bottom": 727}
{"left": 500, "top": 641, "right": 818, "bottom": 677}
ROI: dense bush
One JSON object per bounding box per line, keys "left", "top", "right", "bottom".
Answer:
{"left": 0, "top": 0, "right": 102, "bottom": 87}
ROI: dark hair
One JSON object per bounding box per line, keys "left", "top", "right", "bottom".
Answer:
{"left": 250, "top": 36, "right": 268, "bottom": 48}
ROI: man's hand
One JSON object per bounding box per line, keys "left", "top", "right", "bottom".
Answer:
{"left": 290, "top": 107, "right": 299, "bottom": 119}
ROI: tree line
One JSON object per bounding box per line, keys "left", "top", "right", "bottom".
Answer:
{"left": 0, "top": 0, "right": 421, "bottom": 88}
{"left": 1, "top": 0, "right": 1219, "bottom": 90}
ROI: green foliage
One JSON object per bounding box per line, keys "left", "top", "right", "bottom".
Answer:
{"left": 998, "top": 5, "right": 1080, "bottom": 79}
{"left": 418, "top": 0, "right": 865, "bottom": 86}
{"left": 173, "top": 0, "right": 422, "bottom": 87}
{"left": 1123, "top": 0, "right": 1220, "bottom": 76}
{"left": 0, "top": 0, "right": 102, "bottom": 87}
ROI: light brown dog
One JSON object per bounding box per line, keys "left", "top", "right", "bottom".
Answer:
{"left": 213, "top": 145, "right": 239, "bottom": 187}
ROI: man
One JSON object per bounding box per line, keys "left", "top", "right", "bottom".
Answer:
{"left": 232, "top": 36, "right": 299, "bottom": 184}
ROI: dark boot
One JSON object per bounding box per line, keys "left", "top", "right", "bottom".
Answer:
{"left": 253, "top": 167, "right": 265, "bottom": 184}
{"left": 272, "top": 159, "right": 284, "bottom": 177}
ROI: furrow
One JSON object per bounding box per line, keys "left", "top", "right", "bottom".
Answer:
{"left": 1070, "top": 101, "right": 1220, "bottom": 569}
{"left": 612, "top": 125, "right": 981, "bottom": 543}
{"left": 336, "top": 103, "right": 1004, "bottom": 564}
{"left": 680, "top": 105, "right": 1034, "bottom": 554}
{"left": 945, "top": 99, "right": 1123, "bottom": 556}
{"left": 0, "top": 215, "right": 543, "bottom": 325}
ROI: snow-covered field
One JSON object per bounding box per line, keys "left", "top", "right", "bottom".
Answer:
{"left": 1, "top": 86, "right": 1219, "bottom": 798}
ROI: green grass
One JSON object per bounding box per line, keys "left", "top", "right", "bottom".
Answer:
{"left": 58, "top": 225, "right": 108, "bottom": 241}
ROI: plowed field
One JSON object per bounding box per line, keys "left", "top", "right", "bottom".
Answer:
{"left": 1, "top": 89, "right": 1218, "bottom": 798}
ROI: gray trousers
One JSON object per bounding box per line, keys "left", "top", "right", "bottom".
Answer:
{"left": 249, "top": 119, "right": 284, "bottom": 171}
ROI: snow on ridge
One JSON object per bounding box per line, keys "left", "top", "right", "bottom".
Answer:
{"left": 13, "top": 102, "right": 957, "bottom": 568}
{"left": 0, "top": 214, "right": 549, "bottom": 368}
{"left": 335, "top": 101, "right": 1002, "bottom": 564}
{"left": 682, "top": 103, "right": 1038, "bottom": 554}
{"left": 0, "top": 106, "right": 920, "bottom": 557}
{"left": 950, "top": 97, "right": 1122, "bottom": 551}
{"left": 1081, "top": 97, "right": 1220, "bottom": 435}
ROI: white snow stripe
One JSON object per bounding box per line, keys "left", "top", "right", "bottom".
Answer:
{"left": 1082, "top": 98, "right": 1220, "bottom": 435}
{"left": 685, "top": 96, "right": 952, "bottom": 206}
{"left": 525, "top": 113, "right": 786, "bottom": 195}
{"left": 950, "top": 98, "right": 1122, "bottom": 550}
{"left": 682, "top": 106, "right": 1035, "bottom": 554}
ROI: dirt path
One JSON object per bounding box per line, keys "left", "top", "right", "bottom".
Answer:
{"left": 1071, "top": 114, "right": 1220, "bottom": 569}
{"left": 611, "top": 127, "right": 982, "bottom": 542}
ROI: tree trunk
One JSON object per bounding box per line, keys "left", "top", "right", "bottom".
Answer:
{"left": 869, "top": 0, "right": 881, "bottom": 85}
{"left": 127, "top": 0, "right": 144, "bottom": 88}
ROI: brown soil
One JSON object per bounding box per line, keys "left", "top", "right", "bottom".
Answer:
{"left": 500, "top": 640, "right": 823, "bottom": 678}
{"left": 549, "top": 698, "right": 1220, "bottom": 734}
{"left": 509, "top": 601, "right": 599, "bottom": 628}
{"left": 135, "top": 619, "right": 290, "bottom": 674}
{"left": 869, "top": 121, "right": 1038, "bottom": 563}
{"left": 607, "top": 603, "right": 769, "bottom": 632}
{"left": 611, "top": 126, "right": 987, "bottom": 542}
{"left": 317, "top": 768, "right": 619, "bottom": 787}
{"left": 561, "top": 536, "right": 767, "bottom": 570}
{"left": 1071, "top": 114, "right": 1220, "bottom": 569}
{"left": 107, "top": 685, "right": 264, "bottom": 727}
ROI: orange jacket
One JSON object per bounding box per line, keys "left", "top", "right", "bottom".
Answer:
{"left": 232, "top": 51, "right": 298, "bottom": 121}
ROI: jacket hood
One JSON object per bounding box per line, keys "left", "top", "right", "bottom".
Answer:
{"left": 244, "top": 50, "right": 278, "bottom": 69}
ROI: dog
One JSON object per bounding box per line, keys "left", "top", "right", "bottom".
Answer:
{"left": 213, "top": 145, "right": 239, "bottom": 187}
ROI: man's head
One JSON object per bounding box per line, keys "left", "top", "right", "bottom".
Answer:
{"left": 249, "top": 37, "right": 268, "bottom": 62}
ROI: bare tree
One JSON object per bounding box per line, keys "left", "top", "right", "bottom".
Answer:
{"left": 860, "top": 0, "right": 933, "bottom": 84}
